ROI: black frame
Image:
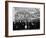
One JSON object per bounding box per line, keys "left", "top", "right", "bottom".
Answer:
{"left": 5, "top": 1, "right": 45, "bottom": 37}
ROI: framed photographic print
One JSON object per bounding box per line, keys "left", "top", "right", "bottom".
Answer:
{"left": 5, "top": 1, "right": 45, "bottom": 37}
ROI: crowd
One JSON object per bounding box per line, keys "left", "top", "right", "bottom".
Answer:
{"left": 13, "top": 19, "right": 40, "bottom": 30}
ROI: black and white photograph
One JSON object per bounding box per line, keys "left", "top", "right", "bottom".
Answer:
{"left": 5, "top": 1, "right": 45, "bottom": 37}
{"left": 13, "top": 7, "right": 40, "bottom": 30}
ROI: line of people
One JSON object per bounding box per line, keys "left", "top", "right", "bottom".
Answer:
{"left": 13, "top": 20, "right": 40, "bottom": 30}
